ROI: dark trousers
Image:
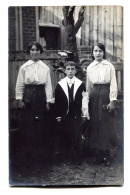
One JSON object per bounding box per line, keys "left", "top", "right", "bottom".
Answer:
{"left": 58, "top": 115, "right": 82, "bottom": 161}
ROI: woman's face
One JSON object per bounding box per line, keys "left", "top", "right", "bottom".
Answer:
{"left": 30, "top": 44, "right": 41, "bottom": 61}
{"left": 93, "top": 45, "right": 104, "bottom": 62}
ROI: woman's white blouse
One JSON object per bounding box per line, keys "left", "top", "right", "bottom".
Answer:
{"left": 15, "top": 60, "right": 53, "bottom": 102}
{"left": 86, "top": 60, "right": 117, "bottom": 101}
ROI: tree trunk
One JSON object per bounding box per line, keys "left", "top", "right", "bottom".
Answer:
{"left": 62, "top": 6, "right": 85, "bottom": 63}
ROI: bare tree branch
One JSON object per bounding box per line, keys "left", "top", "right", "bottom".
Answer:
{"left": 62, "top": 6, "right": 75, "bottom": 26}
{"left": 74, "top": 6, "right": 86, "bottom": 35}
{"left": 68, "top": 6, "right": 75, "bottom": 17}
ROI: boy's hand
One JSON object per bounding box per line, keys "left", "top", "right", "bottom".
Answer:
{"left": 56, "top": 117, "right": 62, "bottom": 124}
{"left": 46, "top": 103, "right": 50, "bottom": 112}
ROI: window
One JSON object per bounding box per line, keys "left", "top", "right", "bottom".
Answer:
{"left": 39, "top": 23, "right": 60, "bottom": 50}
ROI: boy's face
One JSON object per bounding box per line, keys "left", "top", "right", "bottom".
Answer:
{"left": 65, "top": 65, "right": 76, "bottom": 79}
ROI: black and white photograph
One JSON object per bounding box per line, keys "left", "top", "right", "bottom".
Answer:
{"left": 8, "top": 5, "right": 124, "bottom": 187}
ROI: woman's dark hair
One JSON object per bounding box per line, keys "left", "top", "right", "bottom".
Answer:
{"left": 91, "top": 43, "right": 106, "bottom": 60}
{"left": 27, "top": 42, "right": 44, "bottom": 54}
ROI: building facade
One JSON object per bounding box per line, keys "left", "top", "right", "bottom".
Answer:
{"left": 8, "top": 6, "right": 123, "bottom": 99}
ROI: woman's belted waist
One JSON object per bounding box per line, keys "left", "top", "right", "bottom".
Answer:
{"left": 25, "top": 84, "right": 45, "bottom": 90}
{"left": 93, "top": 83, "right": 110, "bottom": 88}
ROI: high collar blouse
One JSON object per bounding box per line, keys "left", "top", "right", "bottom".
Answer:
{"left": 15, "top": 60, "right": 53, "bottom": 102}
{"left": 86, "top": 60, "right": 117, "bottom": 101}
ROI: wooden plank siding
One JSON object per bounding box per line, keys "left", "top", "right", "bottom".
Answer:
{"left": 39, "top": 6, "right": 123, "bottom": 62}
{"left": 9, "top": 6, "right": 123, "bottom": 62}
{"left": 84, "top": 6, "right": 90, "bottom": 46}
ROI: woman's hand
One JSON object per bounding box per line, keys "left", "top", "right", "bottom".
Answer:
{"left": 107, "top": 100, "right": 117, "bottom": 112}
{"left": 17, "top": 100, "right": 25, "bottom": 108}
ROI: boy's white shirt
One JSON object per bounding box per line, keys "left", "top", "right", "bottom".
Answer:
{"left": 57, "top": 76, "right": 90, "bottom": 120}
{"left": 58, "top": 76, "right": 82, "bottom": 101}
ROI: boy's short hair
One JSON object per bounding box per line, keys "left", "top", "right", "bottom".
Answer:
{"left": 64, "top": 61, "right": 76, "bottom": 69}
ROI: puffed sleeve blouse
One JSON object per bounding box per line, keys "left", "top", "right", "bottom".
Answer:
{"left": 86, "top": 60, "right": 118, "bottom": 101}
{"left": 15, "top": 60, "right": 53, "bottom": 102}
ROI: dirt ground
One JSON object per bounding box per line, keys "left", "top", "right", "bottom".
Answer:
{"left": 9, "top": 102, "right": 123, "bottom": 187}
{"left": 9, "top": 157, "right": 123, "bottom": 187}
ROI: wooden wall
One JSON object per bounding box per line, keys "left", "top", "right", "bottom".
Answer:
{"left": 40, "top": 6, "right": 123, "bottom": 62}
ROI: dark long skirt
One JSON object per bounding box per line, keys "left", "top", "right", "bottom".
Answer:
{"left": 88, "top": 84, "right": 116, "bottom": 153}
{"left": 19, "top": 84, "right": 48, "bottom": 167}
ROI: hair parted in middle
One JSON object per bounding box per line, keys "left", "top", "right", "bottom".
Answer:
{"left": 91, "top": 42, "right": 106, "bottom": 60}
{"left": 26, "top": 42, "right": 44, "bottom": 54}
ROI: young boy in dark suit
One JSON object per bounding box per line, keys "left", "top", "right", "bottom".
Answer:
{"left": 55, "top": 61, "right": 89, "bottom": 162}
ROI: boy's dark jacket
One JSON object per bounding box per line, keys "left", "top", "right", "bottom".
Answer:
{"left": 55, "top": 76, "right": 86, "bottom": 119}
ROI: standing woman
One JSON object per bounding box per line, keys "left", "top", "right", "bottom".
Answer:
{"left": 15, "top": 42, "right": 53, "bottom": 168}
{"left": 86, "top": 43, "right": 117, "bottom": 166}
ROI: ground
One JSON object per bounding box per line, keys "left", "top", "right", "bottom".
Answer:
{"left": 9, "top": 102, "right": 123, "bottom": 187}
{"left": 9, "top": 156, "right": 123, "bottom": 187}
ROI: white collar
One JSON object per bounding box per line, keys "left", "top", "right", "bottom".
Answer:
{"left": 22, "top": 60, "right": 49, "bottom": 69}
{"left": 58, "top": 76, "right": 82, "bottom": 100}
{"left": 66, "top": 76, "right": 75, "bottom": 84}
{"left": 90, "top": 60, "right": 111, "bottom": 68}
{"left": 26, "top": 59, "right": 40, "bottom": 65}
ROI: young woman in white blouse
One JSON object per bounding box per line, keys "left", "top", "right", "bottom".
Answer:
{"left": 86, "top": 43, "right": 118, "bottom": 166}
{"left": 15, "top": 42, "right": 53, "bottom": 168}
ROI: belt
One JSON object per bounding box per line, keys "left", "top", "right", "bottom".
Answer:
{"left": 94, "top": 83, "right": 110, "bottom": 88}
{"left": 25, "top": 84, "right": 45, "bottom": 90}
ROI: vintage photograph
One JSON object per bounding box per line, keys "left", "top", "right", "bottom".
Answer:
{"left": 9, "top": 6, "right": 123, "bottom": 186}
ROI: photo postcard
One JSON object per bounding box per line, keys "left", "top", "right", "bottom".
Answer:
{"left": 9, "top": 5, "right": 124, "bottom": 186}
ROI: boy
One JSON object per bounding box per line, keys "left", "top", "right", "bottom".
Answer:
{"left": 55, "top": 61, "right": 89, "bottom": 162}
